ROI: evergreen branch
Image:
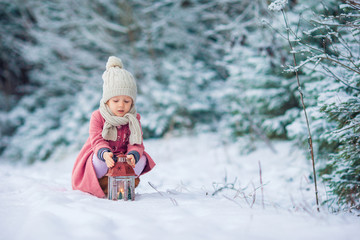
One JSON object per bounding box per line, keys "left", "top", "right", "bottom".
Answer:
{"left": 290, "top": 14, "right": 360, "bottom": 76}
{"left": 319, "top": 55, "right": 360, "bottom": 76}
{"left": 332, "top": 123, "right": 360, "bottom": 134}
{"left": 304, "top": 13, "right": 360, "bottom": 75}
{"left": 320, "top": 63, "right": 360, "bottom": 92}
{"left": 344, "top": 0, "right": 360, "bottom": 10}
{"left": 288, "top": 52, "right": 360, "bottom": 91}
{"left": 284, "top": 54, "right": 325, "bottom": 71}
{"left": 310, "top": 19, "right": 360, "bottom": 28}
{"left": 301, "top": 42, "right": 360, "bottom": 78}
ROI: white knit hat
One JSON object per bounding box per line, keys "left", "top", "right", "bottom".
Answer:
{"left": 101, "top": 56, "right": 137, "bottom": 103}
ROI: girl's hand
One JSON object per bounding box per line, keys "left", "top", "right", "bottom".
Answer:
{"left": 126, "top": 154, "right": 136, "bottom": 168}
{"left": 103, "top": 151, "right": 115, "bottom": 168}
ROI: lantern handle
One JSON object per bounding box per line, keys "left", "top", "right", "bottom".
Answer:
{"left": 112, "top": 154, "right": 127, "bottom": 163}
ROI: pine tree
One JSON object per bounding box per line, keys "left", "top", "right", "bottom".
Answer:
{"left": 313, "top": 2, "right": 360, "bottom": 210}
{"left": 0, "top": 0, "right": 34, "bottom": 153}
{"left": 131, "top": 0, "right": 227, "bottom": 137}
{"left": 215, "top": 0, "right": 302, "bottom": 153}
{"left": 1, "top": 0, "right": 138, "bottom": 163}
{"left": 268, "top": 0, "right": 360, "bottom": 210}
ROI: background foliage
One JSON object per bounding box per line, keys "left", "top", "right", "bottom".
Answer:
{"left": 0, "top": 0, "right": 358, "bottom": 211}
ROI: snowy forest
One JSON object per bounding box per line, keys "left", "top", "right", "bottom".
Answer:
{"left": 0, "top": 0, "right": 359, "bottom": 216}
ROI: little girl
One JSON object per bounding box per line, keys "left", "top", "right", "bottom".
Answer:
{"left": 72, "top": 56, "right": 156, "bottom": 198}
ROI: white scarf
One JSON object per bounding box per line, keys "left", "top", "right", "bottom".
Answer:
{"left": 99, "top": 100, "right": 142, "bottom": 145}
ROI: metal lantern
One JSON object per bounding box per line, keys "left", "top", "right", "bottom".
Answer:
{"left": 107, "top": 155, "right": 136, "bottom": 201}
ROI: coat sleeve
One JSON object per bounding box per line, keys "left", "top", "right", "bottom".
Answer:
{"left": 89, "top": 110, "right": 111, "bottom": 156}
{"left": 126, "top": 113, "right": 144, "bottom": 157}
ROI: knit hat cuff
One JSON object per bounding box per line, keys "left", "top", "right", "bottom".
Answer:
{"left": 102, "top": 88, "right": 137, "bottom": 103}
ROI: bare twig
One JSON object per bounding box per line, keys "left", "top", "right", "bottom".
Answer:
{"left": 223, "top": 195, "right": 243, "bottom": 207}
{"left": 250, "top": 182, "right": 256, "bottom": 208}
{"left": 240, "top": 192, "right": 252, "bottom": 207}
{"left": 170, "top": 198, "right": 179, "bottom": 206}
{"left": 148, "top": 182, "right": 178, "bottom": 206}
{"left": 148, "top": 181, "right": 164, "bottom": 196}
{"left": 281, "top": 9, "right": 320, "bottom": 212}
{"left": 259, "top": 161, "right": 265, "bottom": 209}
{"left": 212, "top": 175, "right": 239, "bottom": 196}
{"left": 247, "top": 115, "right": 278, "bottom": 154}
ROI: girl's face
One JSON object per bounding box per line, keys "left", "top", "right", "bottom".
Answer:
{"left": 106, "top": 95, "right": 133, "bottom": 117}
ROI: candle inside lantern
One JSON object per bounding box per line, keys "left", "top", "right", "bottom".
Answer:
{"left": 117, "top": 182, "right": 124, "bottom": 200}
{"left": 118, "top": 188, "right": 124, "bottom": 200}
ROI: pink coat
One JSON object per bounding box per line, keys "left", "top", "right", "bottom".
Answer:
{"left": 72, "top": 110, "right": 155, "bottom": 198}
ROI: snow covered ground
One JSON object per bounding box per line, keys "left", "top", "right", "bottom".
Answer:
{"left": 0, "top": 133, "right": 359, "bottom": 240}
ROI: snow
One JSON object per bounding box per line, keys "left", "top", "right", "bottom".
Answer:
{"left": 268, "top": 0, "right": 288, "bottom": 12}
{"left": 0, "top": 133, "right": 359, "bottom": 240}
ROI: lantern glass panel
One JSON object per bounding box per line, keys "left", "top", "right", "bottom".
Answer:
{"left": 108, "top": 176, "right": 135, "bottom": 201}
